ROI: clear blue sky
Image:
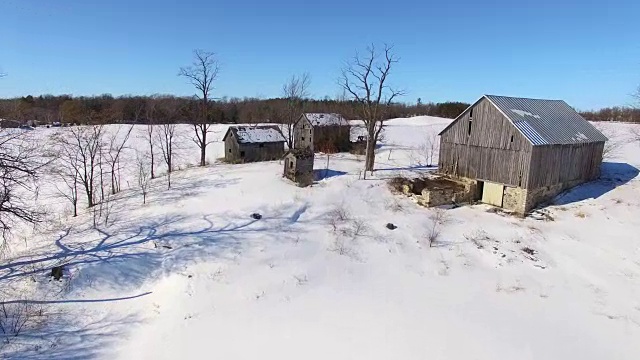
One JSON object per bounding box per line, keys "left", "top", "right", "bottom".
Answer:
{"left": 0, "top": 0, "right": 638, "bottom": 110}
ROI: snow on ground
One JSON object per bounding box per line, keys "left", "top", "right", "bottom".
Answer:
{"left": 1, "top": 117, "right": 640, "bottom": 359}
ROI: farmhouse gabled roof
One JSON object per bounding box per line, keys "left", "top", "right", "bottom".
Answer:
{"left": 303, "top": 113, "right": 349, "bottom": 127}
{"left": 223, "top": 125, "right": 286, "bottom": 144}
{"left": 439, "top": 95, "right": 607, "bottom": 146}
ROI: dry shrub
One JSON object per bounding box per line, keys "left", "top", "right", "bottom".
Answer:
{"left": 331, "top": 217, "right": 369, "bottom": 257}
{"left": 464, "top": 229, "right": 492, "bottom": 249}
{"left": 0, "top": 301, "right": 47, "bottom": 344}
{"left": 385, "top": 197, "right": 407, "bottom": 213}
{"left": 574, "top": 211, "right": 588, "bottom": 218}
{"left": 426, "top": 208, "right": 449, "bottom": 247}
{"left": 327, "top": 204, "right": 351, "bottom": 232}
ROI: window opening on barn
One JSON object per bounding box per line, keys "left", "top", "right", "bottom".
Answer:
{"left": 510, "top": 135, "right": 514, "bottom": 143}
{"left": 469, "top": 108, "right": 473, "bottom": 119}
{"left": 240, "top": 151, "right": 245, "bottom": 158}
{"left": 228, "top": 149, "right": 231, "bottom": 153}
{"left": 289, "top": 160, "right": 293, "bottom": 168}
{"left": 467, "top": 119, "right": 472, "bottom": 136}
{"left": 301, "top": 137, "right": 305, "bottom": 141}
{"left": 259, "top": 144, "right": 264, "bottom": 148}
{"left": 518, "top": 171, "right": 523, "bottom": 187}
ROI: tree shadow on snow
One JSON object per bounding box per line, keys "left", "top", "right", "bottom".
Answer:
{"left": 553, "top": 162, "right": 639, "bottom": 206}
{"left": 1, "top": 311, "right": 143, "bottom": 359}
{"left": 0, "top": 199, "right": 325, "bottom": 293}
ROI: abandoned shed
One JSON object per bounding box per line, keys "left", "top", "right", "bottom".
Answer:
{"left": 283, "top": 148, "right": 314, "bottom": 187}
{"left": 438, "top": 95, "right": 607, "bottom": 214}
{"left": 294, "top": 113, "right": 350, "bottom": 152}
{"left": 223, "top": 125, "right": 286, "bottom": 163}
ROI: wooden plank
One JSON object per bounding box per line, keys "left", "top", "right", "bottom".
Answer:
{"left": 482, "top": 182, "right": 504, "bottom": 207}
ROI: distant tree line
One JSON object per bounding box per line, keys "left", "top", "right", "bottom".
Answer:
{"left": 580, "top": 106, "right": 640, "bottom": 123}
{"left": 0, "top": 94, "right": 471, "bottom": 125}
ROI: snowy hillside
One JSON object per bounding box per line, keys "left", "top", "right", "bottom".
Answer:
{"left": 1, "top": 116, "right": 640, "bottom": 359}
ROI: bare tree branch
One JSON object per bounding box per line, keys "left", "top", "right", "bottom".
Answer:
{"left": 339, "top": 43, "right": 405, "bottom": 176}
{"left": 179, "top": 49, "right": 220, "bottom": 167}
{"left": 0, "top": 131, "right": 47, "bottom": 249}
{"left": 281, "top": 73, "right": 311, "bottom": 148}
{"left": 51, "top": 125, "right": 105, "bottom": 208}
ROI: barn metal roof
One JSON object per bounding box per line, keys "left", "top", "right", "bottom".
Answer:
{"left": 223, "top": 125, "right": 286, "bottom": 144}
{"left": 484, "top": 95, "right": 607, "bottom": 146}
{"left": 303, "top": 113, "right": 349, "bottom": 127}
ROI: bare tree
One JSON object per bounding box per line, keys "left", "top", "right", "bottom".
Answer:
{"left": 156, "top": 123, "right": 177, "bottom": 189}
{"left": 144, "top": 100, "right": 157, "bottom": 179}
{"left": 104, "top": 125, "right": 133, "bottom": 194}
{"left": 412, "top": 131, "right": 439, "bottom": 167}
{"left": 593, "top": 123, "right": 624, "bottom": 160}
{"left": 179, "top": 50, "right": 220, "bottom": 167}
{"left": 426, "top": 208, "right": 449, "bottom": 248}
{"left": 135, "top": 152, "right": 151, "bottom": 204}
{"left": 633, "top": 86, "right": 640, "bottom": 143}
{"left": 0, "top": 132, "right": 45, "bottom": 249}
{"left": 53, "top": 126, "right": 105, "bottom": 208}
{"left": 282, "top": 73, "right": 311, "bottom": 148}
{"left": 339, "top": 44, "right": 405, "bottom": 177}
{"left": 51, "top": 150, "right": 80, "bottom": 217}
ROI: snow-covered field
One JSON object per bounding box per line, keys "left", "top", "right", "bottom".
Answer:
{"left": 1, "top": 116, "right": 640, "bottom": 359}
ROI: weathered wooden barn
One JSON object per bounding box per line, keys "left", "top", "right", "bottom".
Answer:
{"left": 438, "top": 95, "right": 607, "bottom": 213}
{"left": 294, "top": 113, "right": 350, "bottom": 152}
{"left": 223, "top": 126, "right": 286, "bottom": 163}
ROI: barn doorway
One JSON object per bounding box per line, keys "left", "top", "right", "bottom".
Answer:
{"left": 482, "top": 182, "right": 504, "bottom": 207}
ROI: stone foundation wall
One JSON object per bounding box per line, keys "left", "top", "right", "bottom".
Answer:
{"left": 419, "top": 179, "right": 477, "bottom": 207}
{"left": 523, "top": 178, "right": 585, "bottom": 212}
{"left": 502, "top": 186, "right": 527, "bottom": 214}
{"left": 438, "top": 174, "right": 591, "bottom": 214}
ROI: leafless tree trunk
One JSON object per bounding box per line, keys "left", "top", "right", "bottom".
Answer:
{"left": 157, "top": 123, "right": 177, "bottom": 189}
{"left": 52, "top": 151, "right": 80, "bottom": 217}
{"left": 593, "top": 123, "right": 624, "bottom": 160}
{"left": 0, "top": 132, "right": 45, "bottom": 249}
{"left": 179, "top": 50, "right": 220, "bottom": 167}
{"left": 105, "top": 125, "right": 133, "bottom": 194}
{"left": 135, "top": 152, "right": 151, "bottom": 204}
{"left": 145, "top": 102, "right": 157, "bottom": 179}
{"left": 412, "top": 131, "right": 439, "bottom": 167}
{"left": 339, "top": 44, "right": 405, "bottom": 178}
{"left": 53, "top": 125, "right": 105, "bottom": 208}
{"left": 282, "top": 73, "right": 311, "bottom": 148}
{"left": 633, "top": 86, "right": 640, "bottom": 143}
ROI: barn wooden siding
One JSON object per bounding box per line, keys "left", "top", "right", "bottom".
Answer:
{"left": 224, "top": 135, "right": 284, "bottom": 163}
{"left": 314, "top": 125, "right": 350, "bottom": 152}
{"left": 439, "top": 98, "right": 533, "bottom": 187}
{"left": 439, "top": 97, "right": 605, "bottom": 191}
{"left": 294, "top": 117, "right": 314, "bottom": 150}
{"left": 293, "top": 116, "right": 350, "bottom": 152}
{"left": 527, "top": 141, "right": 604, "bottom": 189}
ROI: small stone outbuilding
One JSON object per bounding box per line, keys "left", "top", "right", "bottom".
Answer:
{"left": 294, "top": 113, "right": 350, "bottom": 152}
{"left": 283, "top": 148, "right": 314, "bottom": 187}
{"left": 223, "top": 126, "right": 286, "bottom": 163}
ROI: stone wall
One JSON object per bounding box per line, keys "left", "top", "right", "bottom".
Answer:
{"left": 498, "top": 178, "right": 589, "bottom": 214}
{"left": 502, "top": 186, "right": 527, "bottom": 214}
{"left": 523, "top": 178, "right": 585, "bottom": 212}
{"left": 418, "top": 179, "right": 477, "bottom": 207}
